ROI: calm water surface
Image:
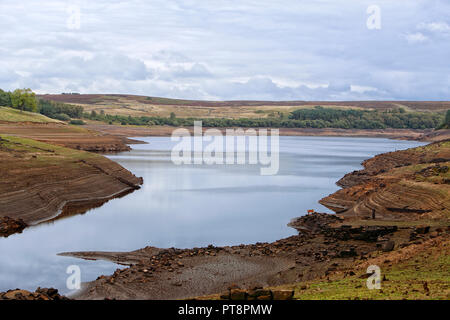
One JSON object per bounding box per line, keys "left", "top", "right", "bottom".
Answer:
{"left": 0, "top": 136, "right": 425, "bottom": 293}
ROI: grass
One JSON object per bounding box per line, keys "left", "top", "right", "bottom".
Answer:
{"left": 275, "top": 242, "right": 450, "bottom": 300}
{"left": 0, "top": 135, "right": 98, "bottom": 165}
{"left": 0, "top": 107, "right": 60, "bottom": 123}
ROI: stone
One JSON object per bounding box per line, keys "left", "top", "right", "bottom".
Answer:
{"left": 272, "top": 290, "right": 294, "bottom": 300}
{"left": 220, "top": 292, "right": 230, "bottom": 300}
{"left": 2, "top": 290, "right": 31, "bottom": 300}
{"left": 415, "top": 226, "right": 430, "bottom": 234}
{"left": 230, "top": 289, "right": 247, "bottom": 300}
{"left": 339, "top": 248, "right": 357, "bottom": 258}
{"left": 248, "top": 289, "right": 272, "bottom": 299}
{"left": 1, "top": 288, "right": 67, "bottom": 300}
{"left": 382, "top": 240, "right": 395, "bottom": 252}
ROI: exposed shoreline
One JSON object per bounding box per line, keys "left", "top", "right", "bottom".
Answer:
{"left": 62, "top": 138, "right": 449, "bottom": 300}
{"left": 86, "top": 124, "right": 450, "bottom": 142}
{"left": 0, "top": 131, "right": 143, "bottom": 238}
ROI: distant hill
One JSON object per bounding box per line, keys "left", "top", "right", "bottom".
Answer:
{"left": 37, "top": 94, "right": 449, "bottom": 120}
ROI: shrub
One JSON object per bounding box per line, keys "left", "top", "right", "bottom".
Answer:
{"left": 69, "top": 119, "right": 86, "bottom": 125}
{"left": 53, "top": 113, "right": 71, "bottom": 121}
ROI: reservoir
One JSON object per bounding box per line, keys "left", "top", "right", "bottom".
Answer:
{"left": 0, "top": 136, "right": 425, "bottom": 294}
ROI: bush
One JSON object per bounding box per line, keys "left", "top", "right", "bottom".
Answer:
{"left": 69, "top": 119, "right": 86, "bottom": 125}
{"left": 38, "top": 99, "right": 83, "bottom": 118}
{"left": 53, "top": 113, "right": 71, "bottom": 121}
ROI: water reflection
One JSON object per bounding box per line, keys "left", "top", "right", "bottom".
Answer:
{"left": 0, "top": 136, "right": 425, "bottom": 293}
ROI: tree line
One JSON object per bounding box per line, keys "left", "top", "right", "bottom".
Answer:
{"left": 85, "top": 106, "right": 445, "bottom": 130}
{"left": 1, "top": 88, "right": 448, "bottom": 129}
{"left": 0, "top": 88, "right": 84, "bottom": 122}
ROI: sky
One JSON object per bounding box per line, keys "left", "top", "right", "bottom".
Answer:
{"left": 0, "top": 0, "right": 449, "bottom": 101}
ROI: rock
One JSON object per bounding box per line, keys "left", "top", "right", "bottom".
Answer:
{"left": 230, "top": 289, "right": 247, "bottom": 300}
{"left": 1, "top": 288, "right": 68, "bottom": 300}
{"left": 220, "top": 292, "right": 230, "bottom": 300}
{"left": 0, "top": 216, "right": 27, "bottom": 237}
{"left": 382, "top": 240, "right": 395, "bottom": 252}
{"left": 415, "top": 226, "right": 430, "bottom": 234}
{"left": 248, "top": 289, "right": 272, "bottom": 300}
{"left": 339, "top": 248, "right": 357, "bottom": 258}
{"left": 272, "top": 290, "right": 294, "bottom": 300}
{"left": 2, "top": 290, "right": 32, "bottom": 300}
{"left": 429, "top": 231, "right": 438, "bottom": 238}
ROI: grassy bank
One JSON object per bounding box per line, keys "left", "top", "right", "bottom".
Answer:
{"left": 276, "top": 238, "right": 450, "bottom": 300}
{"left": 0, "top": 107, "right": 60, "bottom": 123}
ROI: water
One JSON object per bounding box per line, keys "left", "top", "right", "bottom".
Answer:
{"left": 0, "top": 136, "right": 425, "bottom": 294}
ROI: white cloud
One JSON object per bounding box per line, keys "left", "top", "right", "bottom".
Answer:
{"left": 417, "top": 22, "right": 450, "bottom": 33}
{"left": 0, "top": 0, "right": 449, "bottom": 100}
{"left": 404, "top": 32, "right": 428, "bottom": 44}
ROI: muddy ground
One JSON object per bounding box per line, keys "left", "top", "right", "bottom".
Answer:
{"left": 62, "top": 212, "right": 449, "bottom": 300}
{"left": 85, "top": 123, "right": 450, "bottom": 142}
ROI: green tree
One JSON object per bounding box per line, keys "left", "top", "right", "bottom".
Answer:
{"left": 445, "top": 110, "right": 450, "bottom": 128}
{"left": 170, "top": 112, "right": 176, "bottom": 120}
{"left": 0, "top": 89, "right": 12, "bottom": 107}
{"left": 10, "top": 88, "right": 37, "bottom": 112}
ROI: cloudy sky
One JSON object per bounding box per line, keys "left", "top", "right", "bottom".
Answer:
{"left": 0, "top": 0, "right": 449, "bottom": 100}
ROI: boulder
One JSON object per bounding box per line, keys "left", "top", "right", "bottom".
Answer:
{"left": 230, "top": 289, "right": 247, "bottom": 300}
{"left": 382, "top": 240, "right": 395, "bottom": 252}
{"left": 272, "top": 290, "right": 294, "bottom": 300}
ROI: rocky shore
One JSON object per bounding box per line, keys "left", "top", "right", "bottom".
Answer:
{"left": 0, "top": 288, "right": 68, "bottom": 300}
{"left": 320, "top": 140, "right": 449, "bottom": 221}
{"left": 61, "top": 211, "right": 448, "bottom": 300}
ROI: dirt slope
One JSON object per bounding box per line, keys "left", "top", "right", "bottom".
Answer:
{"left": 0, "top": 122, "right": 133, "bottom": 152}
{"left": 320, "top": 140, "right": 450, "bottom": 221}
{"left": 0, "top": 135, "right": 142, "bottom": 236}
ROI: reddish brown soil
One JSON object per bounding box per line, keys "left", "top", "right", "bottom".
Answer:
{"left": 0, "top": 133, "right": 143, "bottom": 236}
{"left": 0, "top": 122, "right": 133, "bottom": 152}
{"left": 320, "top": 140, "right": 450, "bottom": 220}
{"left": 85, "top": 123, "right": 443, "bottom": 141}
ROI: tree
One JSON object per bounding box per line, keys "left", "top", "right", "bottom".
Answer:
{"left": 445, "top": 110, "right": 450, "bottom": 128}
{"left": 10, "top": 89, "right": 37, "bottom": 112}
{"left": 0, "top": 89, "right": 12, "bottom": 107}
{"left": 170, "top": 112, "right": 176, "bottom": 120}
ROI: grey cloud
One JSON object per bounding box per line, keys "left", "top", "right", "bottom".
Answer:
{"left": 0, "top": 0, "right": 449, "bottom": 100}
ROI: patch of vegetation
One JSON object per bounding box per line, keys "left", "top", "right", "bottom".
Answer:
{"left": 38, "top": 99, "right": 84, "bottom": 120}
{"left": 69, "top": 119, "right": 86, "bottom": 125}
{"left": 281, "top": 245, "right": 449, "bottom": 300}
{"left": 436, "top": 110, "right": 450, "bottom": 129}
{"left": 0, "top": 135, "right": 97, "bottom": 163}
{"left": 0, "top": 107, "right": 59, "bottom": 123}
{"left": 83, "top": 105, "right": 444, "bottom": 129}
{"left": 0, "top": 88, "right": 84, "bottom": 122}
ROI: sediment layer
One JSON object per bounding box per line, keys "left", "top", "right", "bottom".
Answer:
{"left": 320, "top": 140, "right": 450, "bottom": 221}
{"left": 0, "top": 135, "right": 142, "bottom": 236}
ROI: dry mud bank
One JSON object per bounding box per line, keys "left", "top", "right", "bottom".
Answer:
{"left": 0, "top": 122, "right": 134, "bottom": 152}
{"left": 0, "top": 135, "right": 142, "bottom": 237}
{"left": 63, "top": 212, "right": 449, "bottom": 300}
{"left": 320, "top": 140, "right": 450, "bottom": 221}
{"left": 85, "top": 123, "right": 448, "bottom": 141}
